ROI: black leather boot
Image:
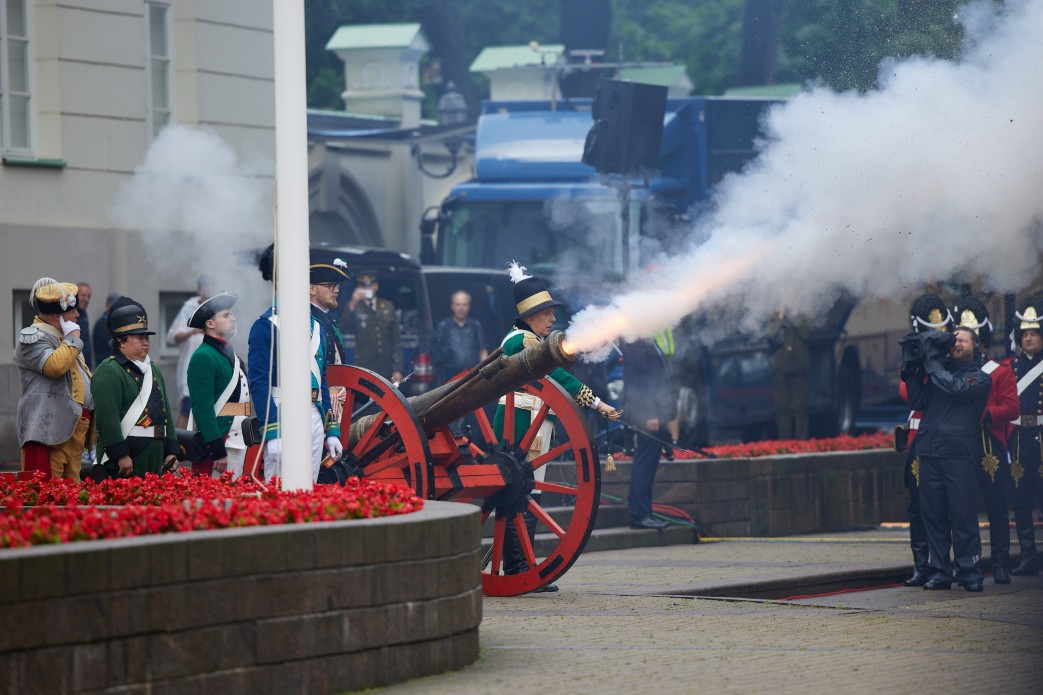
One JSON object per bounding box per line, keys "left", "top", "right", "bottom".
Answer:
{"left": 904, "top": 516, "right": 931, "bottom": 587}
{"left": 992, "top": 549, "right": 1011, "bottom": 584}
{"left": 501, "top": 511, "right": 528, "bottom": 576}
{"left": 1010, "top": 523, "right": 1039, "bottom": 576}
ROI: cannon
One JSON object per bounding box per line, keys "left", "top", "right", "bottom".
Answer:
{"left": 326, "top": 330, "right": 601, "bottom": 596}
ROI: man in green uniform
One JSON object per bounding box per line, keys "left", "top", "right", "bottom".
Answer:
{"left": 494, "top": 261, "right": 620, "bottom": 592}
{"left": 345, "top": 270, "right": 402, "bottom": 382}
{"left": 91, "top": 297, "right": 180, "bottom": 478}
{"left": 186, "top": 293, "right": 251, "bottom": 478}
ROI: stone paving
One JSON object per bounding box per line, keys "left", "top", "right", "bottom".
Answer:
{"left": 368, "top": 527, "right": 1043, "bottom": 694}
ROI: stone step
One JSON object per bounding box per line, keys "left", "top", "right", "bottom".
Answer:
{"left": 480, "top": 522, "right": 698, "bottom": 557}
{"left": 479, "top": 504, "right": 634, "bottom": 537}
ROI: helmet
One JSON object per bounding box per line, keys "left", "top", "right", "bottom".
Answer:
{"left": 909, "top": 294, "right": 952, "bottom": 333}
{"left": 951, "top": 295, "right": 991, "bottom": 348}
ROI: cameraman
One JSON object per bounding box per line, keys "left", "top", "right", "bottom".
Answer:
{"left": 901, "top": 326, "right": 991, "bottom": 591}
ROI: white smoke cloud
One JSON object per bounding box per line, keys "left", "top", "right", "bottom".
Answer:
{"left": 110, "top": 125, "right": 275, "bottom": 351}
{"left": 567, "top": 0, "right": 1043, "bottom": 354}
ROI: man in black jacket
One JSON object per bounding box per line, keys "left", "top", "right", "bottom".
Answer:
{"left": 622, "top": 338, "right": 675, "bottom": 530}
{"left": 902, "top": 326, "right": 991, "bottom": 591}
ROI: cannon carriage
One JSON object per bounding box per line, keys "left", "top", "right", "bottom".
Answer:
{"left": 326, "top": 331, "right": 601, "bottom": 596}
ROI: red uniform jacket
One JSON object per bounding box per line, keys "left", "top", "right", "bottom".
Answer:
{"left": 982, "top": 359, "right": 1019, "bottom": 444}
{"left": 899, "top": 377, "right": 923, "bottom": 448}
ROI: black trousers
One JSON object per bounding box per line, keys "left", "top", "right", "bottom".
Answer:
{"left": 628, "top": 429, "right": 662, "bottom": 523}
{"left": 975, "top": 431, "right": 1011, "bottom": 560}
{"left": 918, "top": 455, "right": 983, "bottom": 584}
{"left": 1011, "top": 426, "right": 1043, "bottom": 563}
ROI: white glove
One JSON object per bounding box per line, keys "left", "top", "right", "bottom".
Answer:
{"left": 266, "top": 438, "right": 282, "bottom": 457}
{"left": 59, "top": 316, "right": 81, "bottom": 337}
{"left": 326, "top": 436, "right": 343, "bottom": 459}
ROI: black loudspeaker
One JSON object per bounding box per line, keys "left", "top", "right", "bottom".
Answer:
{"left": 582, "top": 79, "right": 668, "bottom": 174}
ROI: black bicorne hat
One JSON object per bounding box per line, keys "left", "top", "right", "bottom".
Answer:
{"left": 909, "top": 294, "right": 952, "bottom": 333}
{"left": 1013, "top": 291, "right": 1043, "bottom": 348}
{"left": 107, "top": 296, "right": 156, "bottom": 336}
{"left": 507, "top": 260, "right": 561, "bottom": 319}
{"left": 951, "top": 295, "right": 991, "bottom": 348}
{"left": 309, "top": 256, "right": 351, "bottom": 284}
{"left": 188, "top": 293, "right": 238, "bottom": 330}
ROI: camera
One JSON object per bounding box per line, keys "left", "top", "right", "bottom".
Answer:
{"left": 898, "top": 330, "right": 955, "bottom": 365}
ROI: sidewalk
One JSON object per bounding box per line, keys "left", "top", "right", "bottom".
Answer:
{"left": 371, "top": 525, "right": 1043, "bottom": 694}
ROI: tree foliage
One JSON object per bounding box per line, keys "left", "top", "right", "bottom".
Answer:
{"left": 304, "top": 0, "right": 976, "bottom": 112}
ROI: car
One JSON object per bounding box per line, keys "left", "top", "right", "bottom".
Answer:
{"left": 311, "top": 245, "right": 435, "bottom": 395}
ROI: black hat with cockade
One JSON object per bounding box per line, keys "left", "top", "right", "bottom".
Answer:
{"left": 1013, "top": 291, "right": 1043, "bottom": 348}
{"left": 507, "top": 260, "right": 561, "bottom": 319}
{"left": 188, "top": 293, "right": 238, "bottom": 330}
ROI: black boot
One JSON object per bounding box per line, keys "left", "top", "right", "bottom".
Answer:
{"left": 1010, "top": 522, "right": 1039, "bottom": 576}
{"left": 992, "top": 549, "right": 1011, "bottom": 584}
{"left": 501, "top": 510, "right": 528, "bottom": 576}
{"left": 523, "top": 507, "right": 558, "bottom": 592}
{"left": 904, "top": 516, "right": 931, "bottom": 587}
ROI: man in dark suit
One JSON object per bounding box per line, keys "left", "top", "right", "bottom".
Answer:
{"left": 622, "top": 338, "right": 675, "bottom": 530}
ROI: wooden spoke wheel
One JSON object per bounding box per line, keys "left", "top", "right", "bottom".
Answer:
{"left": 462, "top": 376, "right": 601, "bottom": 597}
{"left": 326, "top": 365, "right": 433, "bottom": 499}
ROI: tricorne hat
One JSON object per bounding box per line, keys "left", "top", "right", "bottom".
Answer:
{"left": 188, "top": 293, "right": 238, "bottom": 330}
{"left": 107, "top": 296, "right": 156, "bottom": 336}
{"left": 31, "top": 278, "right": 79, "bottom": 316}
{"left": 909, "top": 293, "right": 951, "bottom": 333}
{"left": 507, "top": 260, "right": 562, "bottom": 319}
{"left": 951, "top": 295, "right": 992, "bottom": 348}
{"left": 310, "top": 257, "right": 351, "bottom": 285}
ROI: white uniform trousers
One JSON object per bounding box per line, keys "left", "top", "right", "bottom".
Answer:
{"left": 262, "top": 405, "right": 325, "bottom": 483}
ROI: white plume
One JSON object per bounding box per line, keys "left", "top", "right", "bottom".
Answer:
{"left": 506, "top": 260, "right": 532, "bottom": 284}
{"left": 29, "top": 277, "right": 60, "bottom": 308}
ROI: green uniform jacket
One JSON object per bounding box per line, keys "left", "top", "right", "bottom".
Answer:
{"left": 187, "top": 337, "right": 242, "bottom": 460}
{"left": 92, "top": 355, "right": 178, "bottom": 477}
{"left": 492, "top": 328, "right": 590, "bottom": 445}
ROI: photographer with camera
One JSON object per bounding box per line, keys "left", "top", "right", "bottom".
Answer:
{"left": 896, "top": 294, "right": 953, "bottom": 586}
{"left": 900, "top": 324, "right": 991, "bottom": 591}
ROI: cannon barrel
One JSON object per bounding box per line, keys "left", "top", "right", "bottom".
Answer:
{"left": 349, "top": 330, "right": 576, "bottom": 445}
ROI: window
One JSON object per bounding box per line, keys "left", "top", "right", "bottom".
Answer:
{"left": 145, "top": 1, "right": 171, "bottom": 138}
{"left": 158, "top": 291, "right": 193, "bottom": 357}
{"left": 0, "top": 0, "right": 33, "bottom": 155}
{"left": 12, "top": 289, "right": 32, "bottom": 347}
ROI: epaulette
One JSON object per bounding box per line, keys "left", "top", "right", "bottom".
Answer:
{"left": 19, "top": 326, "right": 41, "bottom": 344}
{"left": 522, "top": 333, "right": 540, "bottom": 349}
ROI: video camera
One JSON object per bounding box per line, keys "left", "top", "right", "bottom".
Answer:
{"left": 898, "top": 329, "right": 955, "bottom": 366}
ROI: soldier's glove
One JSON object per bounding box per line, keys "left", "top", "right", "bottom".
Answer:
{"left": 326, "top": 436, "right": 344, "bottom": 459}
{"left": 59, "top": 316, "right": 81, "bottom": 337}
{"left": 601, "top": 408, "right": 623, "bottom": 422}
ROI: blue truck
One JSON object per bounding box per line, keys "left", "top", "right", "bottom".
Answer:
{"left": 421, "top": 97, "right": 868, "bottom": 445}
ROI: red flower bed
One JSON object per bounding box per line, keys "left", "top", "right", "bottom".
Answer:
{"left": 0, "top": 473, "right": 423, "bottom": 549}
{"left": 697, "top": 432, "right": 894, "bottom": 459}
{"left": 612, "top": 432, "right": 894, "bottom": 461}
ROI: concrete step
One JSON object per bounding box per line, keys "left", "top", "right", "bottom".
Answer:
{"left": 479, "top": 504, "right": 634, "bottom": 537}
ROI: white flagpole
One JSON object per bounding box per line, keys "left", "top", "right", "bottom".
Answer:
{"left": 272, "top": 0, "right": 313, "bottom": 491}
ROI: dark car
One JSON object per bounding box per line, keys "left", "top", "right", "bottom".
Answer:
{"left": 311, "top": 245, "right": 435, "bottom": 395}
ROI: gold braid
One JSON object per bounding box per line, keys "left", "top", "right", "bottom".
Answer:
{"left": 980, "top": 429, "right": 1000, "bottom": 483}
{"left": 1011, "top": 430, "right": 1024, "bottom": 488}
{"left": 575, "top": 385, "right": 596, "bottom": 408}
{"left": 911, "top": 456, "right": 921, "bottom": 487}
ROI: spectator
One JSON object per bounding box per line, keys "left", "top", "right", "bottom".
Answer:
{"left": 91, "top": 296, "right": 180, "bottom": 478}
{"left": 901, "top": 326, "right": 991, "bottom": 592}
{"left": 186, "top": 293, "right": 251, "bottom": 479}
{"left": 93, "top": 292, "right": 120, "bottom": 362}
{"left": 622, "top": 338, "right": 674, "bottom": 530}
{"left": 14, "top": 278, "right": 94, "bottom": 481}
{"left": 76, "top": 282, "right": 93, "bottom": 368}
{"left": 345, "top": 270, "right": 402, "bottom": 382}
{"left": 167, "top": 275, "right": 213, "bottom": 428}
{"left": 434, "top": 290, "right": 488, "bottom": 384}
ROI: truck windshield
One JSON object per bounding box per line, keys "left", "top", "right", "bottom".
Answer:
{"left": 441, "top": 199, "right": 624, "bottom": 277}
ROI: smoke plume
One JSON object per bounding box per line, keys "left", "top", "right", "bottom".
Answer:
{"left": 566, "top": 0, "right": 1043, "bottom": 355}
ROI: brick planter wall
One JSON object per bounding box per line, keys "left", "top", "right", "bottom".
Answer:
{"left": 560, "top": 449, "right": 906, "bottom": 537}
{"left": 0, "top": 500, "right": 482, "bottom": 694}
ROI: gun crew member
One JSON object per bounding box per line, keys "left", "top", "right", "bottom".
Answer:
{"left": 91, "top": 297, "right": 181, "bottom": 478}
{"left": 494, "top": 261, "right": 621, "bottom": 593}
{"left": 186, "top": 293, "right": 252, "bottom": 478}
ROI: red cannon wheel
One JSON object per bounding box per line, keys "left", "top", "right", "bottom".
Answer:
{"left": 326, "top": 364, "right": 433, "bottom": 498}
{"left": 463, "top": 376, "right": 601, "bottom": 596}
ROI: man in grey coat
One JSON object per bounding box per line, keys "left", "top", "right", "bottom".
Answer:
{"left": 15, "top": 277, "right": 94, "bottom": 481}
